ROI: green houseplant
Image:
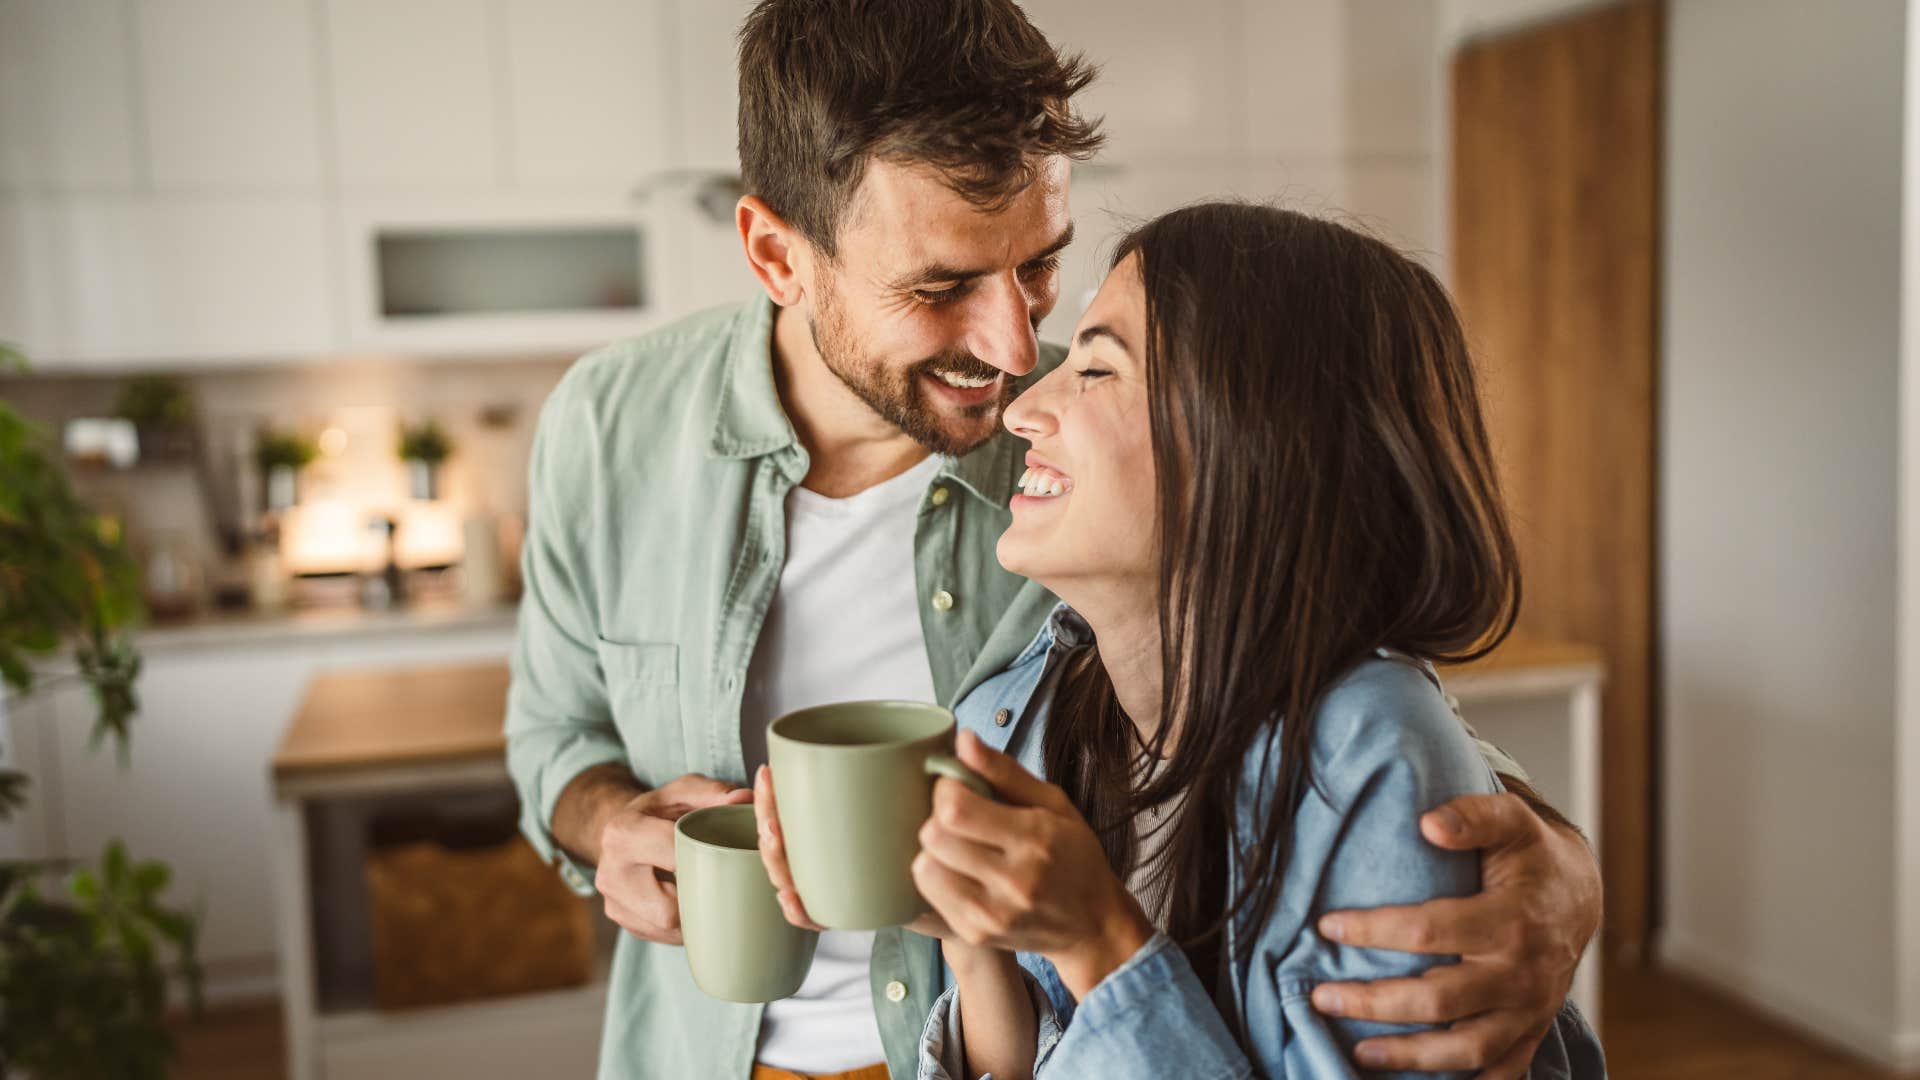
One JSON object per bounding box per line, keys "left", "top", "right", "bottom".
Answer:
{"left": 398, "top": 418, "right": 454, "bottom": 500}
{"left": 0, "top": 342, "right": 202, "bottom": 1077}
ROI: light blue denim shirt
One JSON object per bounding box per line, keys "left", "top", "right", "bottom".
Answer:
{"left": 919, "top": 605, "right": 1606, "bottom": 1080}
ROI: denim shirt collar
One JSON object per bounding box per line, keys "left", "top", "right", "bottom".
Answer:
{"left": 706, "top": 295, "right": 1028, "bottom": 509}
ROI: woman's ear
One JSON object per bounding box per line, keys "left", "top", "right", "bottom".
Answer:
{"left": 737, "top": 195, "right": 809, "bottom": 307}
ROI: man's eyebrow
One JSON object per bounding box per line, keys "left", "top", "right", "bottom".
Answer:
{"left": 886, "top": 223, "right": 1076, "bottom": 291}
{"left": 1075, "top": 322, "right": 1132, "bottom": 356}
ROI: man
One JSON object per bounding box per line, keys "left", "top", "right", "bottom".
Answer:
{"left": 505, "top": 2, "right": 1603, "bottom": 1078}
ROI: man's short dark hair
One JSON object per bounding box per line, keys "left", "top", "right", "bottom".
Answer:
{"left": 737, "top": 0, "right": 1103, "bottom": 255}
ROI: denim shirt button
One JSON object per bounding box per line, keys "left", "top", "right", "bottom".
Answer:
{"left": 993, "top": 708, "right": 1011, "bottom": 727}
{"left": 885, "top": 979, "right": 908, "bottom": 1003}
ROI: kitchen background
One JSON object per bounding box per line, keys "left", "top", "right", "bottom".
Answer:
{"left": 1, "top": 0, "right": 1917, "bottom": 1078}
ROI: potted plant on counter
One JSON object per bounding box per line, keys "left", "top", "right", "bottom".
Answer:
{"left": 0, "top": 343, "right": 202, "bottom": 1078}
{"left": 398, "top": 418, "right": 453, "bottom": 501}
{"left": 255, "top": 427, "right": 318, "bottom": 513}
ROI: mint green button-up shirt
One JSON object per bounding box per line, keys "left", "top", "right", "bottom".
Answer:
{"left": 505, "top": 296, "right": 1063, "bottom": 1079}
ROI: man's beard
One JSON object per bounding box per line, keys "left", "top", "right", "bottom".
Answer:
{"left": 809, "top": 286, "right": 1019, "bottom": 458}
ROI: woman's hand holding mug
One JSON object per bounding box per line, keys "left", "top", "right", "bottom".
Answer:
{"left": 911, "top": 730, "right": 1154, "bottom": 1000}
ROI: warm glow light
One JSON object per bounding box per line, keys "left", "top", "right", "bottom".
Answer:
{"left": 279, "top": 499, "right": 385, "bottom": 576}
{"left": 319, "top": 426, "right": 349, "bottom": 456}
{"left": 394, "top": 501, "right": 466, "bottom": 569}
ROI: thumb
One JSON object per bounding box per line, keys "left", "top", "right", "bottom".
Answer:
{"left": 954, "top": 729, "right": 1060, "bottom": 809}
{"left": 1419, "top": 791, "right": 1538, "bottom": 853}
{"left": 660, "top": 772, "right": 750, "bottom": 812}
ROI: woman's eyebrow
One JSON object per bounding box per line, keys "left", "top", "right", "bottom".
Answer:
{"left": 1075, "top": 323, "right": 1134, "bottom": 357}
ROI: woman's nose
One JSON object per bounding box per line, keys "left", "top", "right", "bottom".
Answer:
{"left": 1004, "top": 377, "right": 1059, "bottom": 439}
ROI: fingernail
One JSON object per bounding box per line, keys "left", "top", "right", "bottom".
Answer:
{"left": 1311, "top": 985, "right": 1342, "bottom": 1014}
{"left": 1319, "top": 915, "right": 1345, "bottom": 942}
{"left": 1431, "top": 806, "right": 1465, "bottom": 837}
{"left": 1355, "top": 1043, "right": 1388, "bottom": 1068}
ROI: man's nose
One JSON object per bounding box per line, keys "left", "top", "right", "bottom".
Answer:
{"left": 969, "top": 276, "right": 1041, "bottom": 378}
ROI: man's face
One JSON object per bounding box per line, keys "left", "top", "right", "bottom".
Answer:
{"left": 805, "top": 155, "right": 1074, "bottom": 457}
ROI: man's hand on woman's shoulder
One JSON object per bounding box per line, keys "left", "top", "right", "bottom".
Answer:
{"left": 1308, "top": 788, "right": 1602, "bottom": 1080}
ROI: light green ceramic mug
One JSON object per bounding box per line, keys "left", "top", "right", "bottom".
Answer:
{"left": 767, "top": 699, "right": 992, "bottom": 930}
{"left": 674, "top": 803, "right": 819, "bottom": 1002}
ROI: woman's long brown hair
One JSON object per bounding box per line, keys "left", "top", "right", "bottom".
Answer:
{"left": 1043, "top": 203, "right": 1521, "bottom": 990}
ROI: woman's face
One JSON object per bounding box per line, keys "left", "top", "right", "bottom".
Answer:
{"left": 997, "top": 252, "right": 1159, "bottom": 599}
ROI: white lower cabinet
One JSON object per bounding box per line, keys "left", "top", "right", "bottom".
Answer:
{"left": 22, "top": 619, "right": 517, "bottom": 1001}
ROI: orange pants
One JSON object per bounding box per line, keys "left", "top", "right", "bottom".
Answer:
{"left": 750, "top": 1064, "right": 890, "bottom": 1080}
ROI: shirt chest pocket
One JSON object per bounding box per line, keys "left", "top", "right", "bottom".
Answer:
{"left": 594, "top": 638, "right": 687, "bottom": 785}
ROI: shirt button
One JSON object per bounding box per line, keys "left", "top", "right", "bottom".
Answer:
{"left": 931, "top": 590, "right": 954, "bottom": 612}
{"left": 930, "top": 486, "right": 950, "bottom": 507}
{"left": 993, "top": 708, "right": 1011, "bottom": 727}
{"left": 885, "top": 980, "right": 908, "bottom": 1003}
{"left": 723, "top": 675, "right": 737, "bottom": 692}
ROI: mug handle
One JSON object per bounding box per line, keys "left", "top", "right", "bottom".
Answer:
{"left": 923, "top": 754, "right": 993, "bottom": 800}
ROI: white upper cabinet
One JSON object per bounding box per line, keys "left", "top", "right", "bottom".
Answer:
{"left": 0, "top": 0, "right": 141, "bottom": 191}
{"left": 1242, "top": 0, "right": 1438, "bottom": 161}
{"left": 672, "top": 0, "right": 748, "bottom": 173}
{"left": 135, "top": 0, "right": 325, "bottom": 190}
{"left": 0, "top": 198, "right": 61, "bottom": 357}
{"left": 1016, "top": 0, "right": 1240, "bottom": 165}
{"left": 502, "top": 0, "right": 673, "bottom": 187}
{"left": 325, "top": 0, "right": 498, "bottom": 189}
{"left": 49, "top": 195, "right": 335, "bottom": 364}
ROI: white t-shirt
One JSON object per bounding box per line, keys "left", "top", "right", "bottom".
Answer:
{"left": 739, "top": 452, "right": 943, "bottom": 1073}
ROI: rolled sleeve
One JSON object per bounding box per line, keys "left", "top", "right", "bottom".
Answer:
{"left": 1036, "top": 934, "right": 1250, "bottom": 1080}
{"left": 918, "top": 970, "right": 1066, "bottom": 1080}
{"left": 505, "top": 375, "right": 628, "bottom": 895}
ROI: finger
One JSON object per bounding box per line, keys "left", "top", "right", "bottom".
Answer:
{"left": 657, "top": 773, "right": 754, "bottom": 814}
{"left": 1319, "top": 895, "right": 1513, "bottom": 955}
{"left": 1309, "top": 960, "right": 1521, "bottom": 1024}
{"left": 929, "top": 775, "right": 1032, "bottom": 848}
{"left": 603, "top": 877, "right": 684, "bottom": 945}
{"left": 1351, "top": 1010, "right": 1536, "bottom": 1073}
{"left": 919, "top": 815, "right": 1014, "bottom": 883}
{"left": 911, "top": 850, "right": 999, "bottom": 945}
{"left": 954, "top": 730, "right": 1066, "bottom": 809}
{"left": 774, "top": 887, "right": 826, "bottom": 932}
{"left": 1420, "top": 792, "right": 1538, "bottom": 853}
{"left": 1472, "top": 1027, "right": 1549, "bottom": 1080}
{"left": 754, "top": 765, "right": 796, "bottom": 891}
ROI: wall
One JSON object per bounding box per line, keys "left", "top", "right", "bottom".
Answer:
{"left": 1661, "top": 0, "right": 1908, "bottom": 1065}
{"left": 1903, "top": 0, "right": 1920, "bottom": 1058}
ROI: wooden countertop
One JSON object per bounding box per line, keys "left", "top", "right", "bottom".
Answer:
{"left": 273, "top": 660, "right": 511, "bottom": 783}
{"left": 271, "top": 637, "right": 1602, "bottom": 785}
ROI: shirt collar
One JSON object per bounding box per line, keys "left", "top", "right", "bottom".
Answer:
{"left": 708, "top": 296, "right": 798, "bottom": 460}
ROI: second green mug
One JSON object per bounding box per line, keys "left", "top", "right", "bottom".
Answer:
{"left": 767, "top": 700, "right": 991, "bottom": 930}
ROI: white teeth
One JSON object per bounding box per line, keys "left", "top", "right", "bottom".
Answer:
{"left": 936, "top": 371, "right": 995, "bottom": 389}
{"left": 1017, "top": 467, "right": 1071, "bottom": 499}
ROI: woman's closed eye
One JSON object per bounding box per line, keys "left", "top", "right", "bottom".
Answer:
{"left": 1077, "top": 367, "right": 1113, "bottom": 381}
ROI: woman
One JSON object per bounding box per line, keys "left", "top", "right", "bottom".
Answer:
{"left": 904, "top": 203, "right": 1602, "bottom": 1079}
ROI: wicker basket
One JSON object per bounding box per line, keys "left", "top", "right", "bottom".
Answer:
{"left": 364, "top": 834, "right": 594, "bottom": 1011}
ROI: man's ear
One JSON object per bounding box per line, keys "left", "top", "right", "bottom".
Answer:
{"left": 738, "top": 196, "right": 811, "bottom": 307}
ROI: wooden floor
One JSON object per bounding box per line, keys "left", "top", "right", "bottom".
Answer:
{"left": 172, "top": 957, "right": 1915, "bottom": 1080}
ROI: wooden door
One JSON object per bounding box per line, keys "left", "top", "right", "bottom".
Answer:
{"left": 1451, "top": 1, "right": 1661, "bottom": 957}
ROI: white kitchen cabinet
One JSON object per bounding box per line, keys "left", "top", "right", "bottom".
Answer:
{"left": 0, "top": 0, "right": 142, "bottom": 191}
{"left": 502, "top": 0, "right": 673, "bottom": 187}
{"left": 1017, "top": 0, "right": 1241, "bottom": 165}
{"left": 47, "top": 194, "right": 335, "bottom": 365}
{"left": 325, "top": 0, "right": 498, "bottom": 190}
{"left": 40, "top": 614, "right": 518, "bottom": 1001}
{"left": 134, "top": 0, "right": 325, "bottom": 190}
{"left": 669, "top": 0, "right": 750, "bottom": 173}
{"left": 0, "top": 197, "right": 62, "bottom": 357}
